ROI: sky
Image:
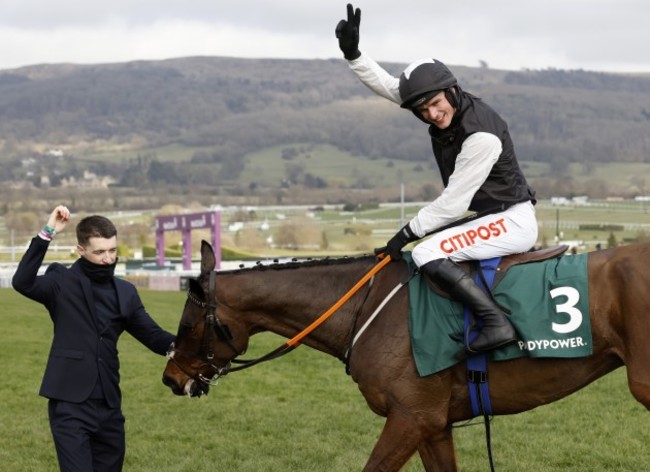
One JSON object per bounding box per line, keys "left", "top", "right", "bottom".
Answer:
{"left": 1, "top": 0, "right": 649, "bottom": 73}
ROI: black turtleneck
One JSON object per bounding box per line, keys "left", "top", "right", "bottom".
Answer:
{"left": 77, "top": 256, "right": 117, "bottom": 284}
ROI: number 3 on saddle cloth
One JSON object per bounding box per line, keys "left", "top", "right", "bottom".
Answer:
{"left": 403, "top": 251, "right": 593, "bottom": 416}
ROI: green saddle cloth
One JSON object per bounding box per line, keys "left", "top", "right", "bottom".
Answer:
{"left": 404, "top": 252, "right": 592, "bottom": 377}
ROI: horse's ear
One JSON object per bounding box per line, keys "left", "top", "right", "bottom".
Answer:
{"left": 200, "top": 240, "right": 216, "bottom": 274}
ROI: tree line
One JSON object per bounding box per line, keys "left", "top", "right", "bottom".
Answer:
{"left": 0, "top": 56, "right": 648, "bottom": 189}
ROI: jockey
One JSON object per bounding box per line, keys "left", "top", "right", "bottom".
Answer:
{"left": 336, "top": 4, "right": 538, "bottom": 353}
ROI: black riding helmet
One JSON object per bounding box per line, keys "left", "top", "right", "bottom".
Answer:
{"left": 399, "top": 59, "right": 458, "bottom": 109}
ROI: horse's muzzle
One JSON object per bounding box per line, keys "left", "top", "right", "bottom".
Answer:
{"left": 162, "top": 373, "right": 209, "bottom": 398}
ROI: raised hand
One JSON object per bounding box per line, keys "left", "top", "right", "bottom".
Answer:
{"left": 335, "top": 3, "right": 362, "bottom": 60}
{"left": 46, "top": 205, "right": 71, "bottom": 234}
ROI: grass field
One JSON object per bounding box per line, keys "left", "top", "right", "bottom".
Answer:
{"left": 2, "top": 287, "right": 650, "bottom": 471}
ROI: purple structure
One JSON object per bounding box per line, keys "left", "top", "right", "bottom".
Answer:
{"left": 154, "top": 211, "right": 221, "bottom": 270}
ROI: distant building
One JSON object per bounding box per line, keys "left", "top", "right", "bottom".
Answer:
{"left": 45, "top": 148, "right": 64, "bottom": 157}
{"left": 550, "top": 197, "right": 570, "bottom": 206}
{"left": 60, "top": 171, "right": 115, "bottom": 188}
{"left": 551, "top": 196, "right": 589, "bottom": 206}
{"left": 572, "top": 196, "right": 589, "bottom": 205}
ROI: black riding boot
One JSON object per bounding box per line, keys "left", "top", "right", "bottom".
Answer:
{"left": 421, "top": 258, "right": 517, "bottom": 353}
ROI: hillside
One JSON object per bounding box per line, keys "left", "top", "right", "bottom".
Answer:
{"left": 0, "top": 56, "right": 649, "bottom": 201}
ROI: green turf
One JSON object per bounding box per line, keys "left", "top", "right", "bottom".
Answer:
{"left": 1, "top": 287, "right": 649, "bottom": 471}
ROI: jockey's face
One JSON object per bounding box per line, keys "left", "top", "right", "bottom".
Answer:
{"left": 77, "top": 236, "right": 118, "bottom": 265}
{"left": 416, "top": 91, "right": 455, "bottom": 129}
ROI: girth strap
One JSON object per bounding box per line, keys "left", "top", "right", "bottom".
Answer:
{"left": 465, "top": 257, "right": 501, "bottom": 472}
{"left": 465, "top": 257, "right": 501, "bottom": 417}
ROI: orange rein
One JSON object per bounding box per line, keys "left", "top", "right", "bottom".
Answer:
{"left": 223, "top": 254, "right": 392, "bottom": 374}
{"left": 285, "top": 254, "right": 391, "bottom": 347}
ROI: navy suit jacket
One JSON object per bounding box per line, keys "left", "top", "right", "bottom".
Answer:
{"left": 12, "top": 236, "right": 175, "bottom": 408}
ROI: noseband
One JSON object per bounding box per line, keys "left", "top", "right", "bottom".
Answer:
{"left": 167, "top": 271, "right": 241, "bottom": 388}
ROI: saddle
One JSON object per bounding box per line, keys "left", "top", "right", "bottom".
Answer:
{"left": 424, "top": 245, "right": 569, "bottom": 297}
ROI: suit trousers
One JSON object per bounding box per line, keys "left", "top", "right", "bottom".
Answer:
{"left": 48, "top": 398, "right": 125, "bottom": 472}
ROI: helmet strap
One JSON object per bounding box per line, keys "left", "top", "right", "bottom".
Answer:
{"left": 445, "top": 87, "right": 459, "bottom": 109}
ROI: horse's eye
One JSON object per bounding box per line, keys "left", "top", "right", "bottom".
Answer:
{"left": 178, "top": 323, "right": 196, "bottom": 336}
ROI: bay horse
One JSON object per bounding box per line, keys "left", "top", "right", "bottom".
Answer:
{"left": 162, "top": 240, "right": 650, "bottom": 471}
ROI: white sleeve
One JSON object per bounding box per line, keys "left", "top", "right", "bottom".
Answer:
{"left": 348, "top": 53, "right": 402, "bottom": 104}
{"left": 408, "top": 132, "right": 503, "bottom": 237}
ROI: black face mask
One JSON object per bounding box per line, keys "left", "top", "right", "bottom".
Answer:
{"left": 78, "top": 256, "right": 118, "bottom": 284}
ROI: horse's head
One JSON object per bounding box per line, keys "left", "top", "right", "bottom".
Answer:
{"left": 162, "top": 240, "right": 249, "bottom": 398}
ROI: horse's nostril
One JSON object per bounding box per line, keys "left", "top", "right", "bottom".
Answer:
{"left": 162, "top": 374, "right": 181, "bottom": 393}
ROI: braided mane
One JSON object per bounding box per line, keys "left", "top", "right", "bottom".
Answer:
{"left": 218, "top": 254, "right": 377, "bottom": 275}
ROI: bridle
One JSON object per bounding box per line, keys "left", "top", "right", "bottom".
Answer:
{"left": 166, "top": 271, "right": 241, "bottom": 390}
{"left": 200, "top": 271, "right": 240, "bottom": 361}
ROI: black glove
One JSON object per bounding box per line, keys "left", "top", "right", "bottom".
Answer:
{"left": 335, "top": 3, "right": 362, "bottom": 60}
{"left": 374, "top": 224, "right": 418, "bottom": 261}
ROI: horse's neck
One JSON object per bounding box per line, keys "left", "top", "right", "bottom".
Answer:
{"left": 220, "top": 263, "right": 369, "bottom": 358}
